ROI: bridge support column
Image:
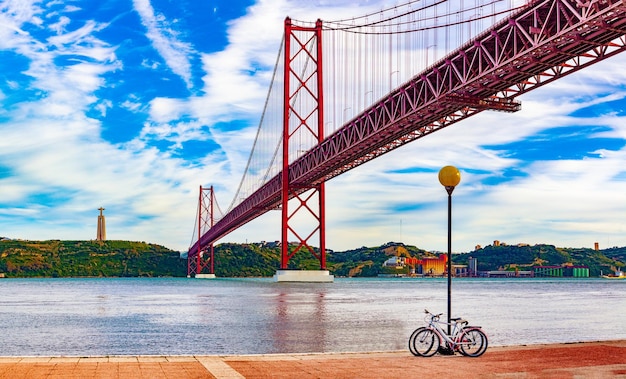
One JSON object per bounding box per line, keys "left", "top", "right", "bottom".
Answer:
{"left": 279, "top": 18, "right": 332, "bottom": 282}
{"left": 187, "top": 185, "right": 216, "bottom": 278}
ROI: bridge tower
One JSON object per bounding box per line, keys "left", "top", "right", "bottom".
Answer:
{"left": 188, "top": 185, "right": 216, "bottom": 278}
{"left": 275, "top": 18, "right": 333, "bottom": 282}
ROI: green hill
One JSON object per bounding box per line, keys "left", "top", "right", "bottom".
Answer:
{"left": 0, "top": 239, "right": 186, "bottom": 277}
{"left": 1, "top": 239, "right": 623, "bottom": 278}
{"left": 454, "top": 244, "right": 624, "bottom": 276}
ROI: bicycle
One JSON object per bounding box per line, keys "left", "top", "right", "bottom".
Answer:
{"left": 409, "top": 309, "right": 488, "bottom": 357}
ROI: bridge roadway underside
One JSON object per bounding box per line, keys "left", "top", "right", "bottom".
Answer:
{"left": 190, "top": 0, "right": 626, "bottom": 264}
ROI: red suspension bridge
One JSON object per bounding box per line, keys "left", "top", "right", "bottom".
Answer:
{"left": 188, "top": 0, "right": 626, "bottom": 281}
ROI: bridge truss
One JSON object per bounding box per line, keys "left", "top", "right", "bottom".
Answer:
{"left": 188, "top": 0, "right": 626, "bottom": 276}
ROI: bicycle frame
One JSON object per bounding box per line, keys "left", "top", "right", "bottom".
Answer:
{"left": 427, "top": 316, "right": 468, "bottom": 350}
{"left": 413, "top": 309, "right": 488, "bottom": 356}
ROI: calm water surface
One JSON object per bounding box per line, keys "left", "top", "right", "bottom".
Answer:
{"left": 0, "top": 277, "right": 624, "bottom": 356}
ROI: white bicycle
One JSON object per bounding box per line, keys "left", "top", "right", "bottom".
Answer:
{"left": 409, "top": 309, "right": 488, "bottom": 357}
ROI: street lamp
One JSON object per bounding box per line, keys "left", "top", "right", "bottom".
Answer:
{"left": 438, "top": 165, "right": 461, "bottom": 335}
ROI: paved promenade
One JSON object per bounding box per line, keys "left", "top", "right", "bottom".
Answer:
{"left": 0, "top": 340, "right": 624, "bottom": 378}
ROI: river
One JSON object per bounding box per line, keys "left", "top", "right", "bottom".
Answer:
{"left": 0, "top": 277, "right": 623, "bottom": 356}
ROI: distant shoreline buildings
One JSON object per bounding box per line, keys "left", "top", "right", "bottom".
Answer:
{"left": 382, "top": 253, "right": 590, "bottom": 278}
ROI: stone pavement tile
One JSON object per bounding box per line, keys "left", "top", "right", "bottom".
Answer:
{"left": 161, "top": 363, "right": 192, "bottom": 379}
{"left": 0, "top": 358, "right": 21, "bottom": 363}
{"left": 137, "top": 356, "right": 169, "bottom": 362}
{"left": 108, "top": 356, "right": 138, "bottom": 363}
{"left": 80, "top": 357, "right": 110, "bottom": 363}
{"left": 18, "top": 357, "right": 51, "bottom": 363}
{"left": 49, "top": 357, "right": 80, "bottom": 363}
{"left": 181, "top": 363, "right": 214, "bottom": 379}
{"left": 536, "top": 364, "right": 626, "bottom": 379}
{"left": 225, "top": 362, "right": 275, "bottom": 379}
{"left": 23, "top": 365, "right": 56, "bottom": 378}
{"left": 124, "top": 361, "right": 215, "bottom": 379}
{"left": 138, "top": 364, "right": 169, "bottom": 379}
{"left": 93, "top": 371, "right": 118, "bottom": 379}
{"left": 165, "top": 356, "right": 198, "bottom": 362}
{"left": 308, "top": 357, "right": 396, "bottom": 379}
{"left": 0, "top": 364, "right": 29, "bottom": 379}
{"left": 226, "top": 355, "right": 296, "bottom": 362}
{"left": 118, "top": 364, "right": 142, "bottom": 378}
{"left": 178, "top": 362, "right": 216, "bottom": 379}
{"left": 197, "top": 356, "right": 244, "bottom": 379}
{"left": 48, "top": 362, "right": 79, "bottom": 377}
{"left": 93, "top": 363, "right": 119, "bottom": 379}
{"left": 36, "top": 362, "right": 106, "bottom": 379}
{"left": 227, "top": 353, "right": 481, "bottom": 379}
{"left": 71, "top": 365, "right": 99, "bottom": 378}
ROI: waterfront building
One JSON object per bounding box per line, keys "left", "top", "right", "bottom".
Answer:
{"left": 534, "top": 266, "right": 563, "bottom": 277}
{"left": 383, "top": 256, "right": 406, "bottom": 267}
{"left": 454, "top": 264, "right": 468, "bottom": 277}
{"left": 381, "top": 254, "right": 448, "bottom": 276}
{"left": 533, "top": 265, "right": 590, "bottom": 277}
{"left": 420, "top": 255, "right": 447, "bottom": 276}
{"left": 485, "top": 270, "right": 533, "bottom": 278}
{"left": 564, "top": 266, "right": 590, "bottom": 277}
{"left": 468, "top": 257, "right": 478, "bottom": 277}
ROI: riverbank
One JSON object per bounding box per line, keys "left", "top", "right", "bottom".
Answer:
{"left": 1, "top": 340, "right": 624, "bottom": 378}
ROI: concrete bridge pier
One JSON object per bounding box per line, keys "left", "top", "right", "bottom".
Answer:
{"left": 195, "top": 274, "right": 216, "bottom": 279}
{"left": 273, "top": 270, "right": 334, "bottom": 282}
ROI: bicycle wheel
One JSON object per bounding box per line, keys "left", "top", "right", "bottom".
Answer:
{"left": 410, "top": 328, "right": 440, "bottom": 357}
{"left": 408, "top": 327, "right": 425, "bottom": 356}
{"left": 458, "top": 328, "right": 488, "bottom": 357}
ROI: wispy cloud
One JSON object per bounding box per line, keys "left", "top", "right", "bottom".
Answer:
{"left": 132, "top": 0, "right": 193, "bottom": 89}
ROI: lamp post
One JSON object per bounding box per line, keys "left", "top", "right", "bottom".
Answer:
{"left": 438, "top": 165, "right": 461, "bottom": 335}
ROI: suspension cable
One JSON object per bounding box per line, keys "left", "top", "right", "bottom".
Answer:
{"left": 227, "top": 35, "right": 285, "bottom": 213}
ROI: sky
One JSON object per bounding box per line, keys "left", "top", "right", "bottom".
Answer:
{"left": 1, "top": 0, "right": 626, "bottom": 254}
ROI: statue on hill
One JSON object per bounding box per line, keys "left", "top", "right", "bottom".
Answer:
{"left": 97, "top": 207, "right": 106, "bottom": 241}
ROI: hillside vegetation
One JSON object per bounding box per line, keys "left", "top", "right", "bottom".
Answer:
{"left": 457, "top": 244, "right": 624, "bottom": 276}
{"left": 0, "top": 240, "right": 186, "bottom": 277}
{"left": 1, "top": 239, "right": 623, "bottom": 278}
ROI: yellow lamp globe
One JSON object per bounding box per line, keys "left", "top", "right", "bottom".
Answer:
{"left": 438, "top": 165, "right": 461, "bottom": 188}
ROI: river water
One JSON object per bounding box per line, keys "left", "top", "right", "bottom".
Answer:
{"left": 0, "top": 277, "right": 623, "bottom": 356}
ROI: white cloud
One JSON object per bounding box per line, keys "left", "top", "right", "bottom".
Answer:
{"left": 132, "top": 0, "right": 193, "bottom": 88}
{"left": 1, "top": 0, "right": 626, "bottom": 255}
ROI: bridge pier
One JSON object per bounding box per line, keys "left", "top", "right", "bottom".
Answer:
{"left": 195, "top": 274, "right": 216, "bottom": 279}
{"left": 273, "top": 270, "right": 334, "bottom": 283}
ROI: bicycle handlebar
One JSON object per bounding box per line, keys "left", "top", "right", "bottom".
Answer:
{"left": 424, "top": 309, "right": 443, "bottom": 317}
{"left": 424, "top": 309, "right": 469, "bottom": 326}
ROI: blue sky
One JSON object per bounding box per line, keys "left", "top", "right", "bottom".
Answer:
{"left": 1, "top": 0, "right": 626, "bottom": 254}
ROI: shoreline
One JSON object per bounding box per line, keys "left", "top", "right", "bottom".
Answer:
{"left": 1, "top": 340, "right": 625, "bottom": 378}
{"left": 0, "top": 338, "right": 624, "bottom": 359}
